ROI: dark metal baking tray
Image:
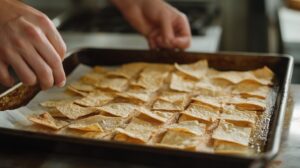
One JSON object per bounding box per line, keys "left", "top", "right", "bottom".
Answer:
{"left": 0, "top": 48, "right": 294, "bottom": 168}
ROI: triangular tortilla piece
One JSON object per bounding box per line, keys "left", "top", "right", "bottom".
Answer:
{"left": 221, "top": 105, "right": 257, "bottom": 127}
{"left": 158, "top": 91, "right": 188, "bottom": 103}
{"left": 71, "top": 114, "right": 127, "bottom": 132}
{"left": 212, "top": 120, "right": 252, "bottom": 146}
{"left": 68, "top": 123, "right": 104, "bottom": 132}
{"left": 252, "top": 66, "right": 274, "bottom": 83}
{"left": 191, "top": 95, "right": 223, "bottom": 110}
{"left": 116, "top": 89, "right": 152, "bottom": 103}
{"left": 174, "top": 60, "right": 208, "bottom": 79}
{"left": 80, "top": 72, "right": 105, "bottom": 85}
{"left": 96, "top": 103, "right": 137, "bottom": 118}
{"left": 232, "top": 81, "right": 270, "bottom": 99}
{"left": 170, "top": 72, "right": 195, "bottom": 92}
{"left": 169, "top": 120, "right": 206, "bottom": 136}
{"left": 159, "top": 130, "right": 202, "bottom": 150}
{"left": 68, "top": 82, "right": 95, "bottom": 92}
{"left": 181, "top": 103, "right": 220, "bottom": 123}
{"left": 56, "top": 103, "right": 96, "bottom": 119}
{"left": 40, "top": 99, "right": 74, "bottom": 108}
{"left": 227, "top": 96, "right": 266, "bottom": 111}
{"left": 29, "top": 112, "right": 68, "bottom": 130}
{"left": 133, "top": 64, "right": 173, "bottom": 92}
{"left": 136, "top": 107, "right": 176, "bottom": 124}
{"left": 152, "top": 99, "right": 186, "bottom": 111}
{"left": 114, "top": 118, "right": 157, "bottom": 143}
{"left": 74, "top": 92, "right": 114, "bottom": 107}
{"left": 93, "top": 66, "right": 108, "bottom": 74}
{"left": 194, "top": 79, "right": 223, "bottom": 96}
{"left": 95, "top": 77, "right": 128, "bottom": 92}
{"left": 214, "top": 141, "right": 251, "bottom": 155}
{"left": 66, "top": 86, "right": 88, "bottom": 96}
{"left": 107, "top": 62, "right": 147, "bottom": 79}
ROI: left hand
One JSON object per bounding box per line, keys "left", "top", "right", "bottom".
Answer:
{"left": 112, "top": 0, "right": 191, "bottom": 49}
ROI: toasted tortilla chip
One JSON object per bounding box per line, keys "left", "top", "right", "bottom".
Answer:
{"left": 252, "top": 66, "right": 274, "bottom": 82}
{"left": 93, "top": 66, "right": 108, "bottom": 74}
{"left": 95, "top": 77, "right": 128, "bottom": 92}
{"left": 221, "top": 105, "right": 257, "bottom": 127}
{"left": 133, "top": 64, "right": 172, "bottom": 92}
{"left": 194, "top": 79, "right": 223, "bottom": 96}
{"left": 74, "top": 92, "right": 114, "bottom": 107}
{"left": 191, "top": 95, "right": 223, "bottom": 110}
{"left": 170, "top": 72, "right": 195, "bottom": 92}
{"left": 169, "top": 120, "right": 206, "bottom": 136}
{"left": 107, "top": 62, "right": 146, "bottom": 79}
{"left": 96, "top": 103, "right": 137, "bottom": 118}
{"left": 160, "top": 130, "right": 201, "bottom": 150}
{"left": 80, "top": 72, "right": 105, "bottom": 85}
{"left": 214, "top": 141, "right": 251, "bottom": 155}
{"left": 40, "top": 99, "right": 74, "bottom": 108}
{"left": 232, "top": 81, "right": 270, "bottom": 99}
{"left": 174, "top": 60, "right": 208, "bottom": 79}
{"left": 69, "top": 82, "right": 95, "bottom": 92}
{"left": 212, "top": 120, "right": 252, "bottom": 146}
{"left": 56, "top": 103, "right": 96, "bottom": 119}
{"left": 114, "top": 118, "right": 157, "bottom": 143}
{"left": 66, "top": 86, "right": 89, "bottom": 96}
{"left": 48, "top": 108, "right": 66, "bottom": 118}
{"left": 29, "top": 112, "right": 68, "bottom": 130}
{"left": 68, "top": 123, "right": 104, "bottom": 132}
{"left": 181, "top": 103, "right": 219, "bottom": 123}
{"left": 136, "top": 107, "right": 175, "bottom": 124}
{"left": 116, "top": 89, "right": 152, "bottom": 103}
{"left": 152, "top": 99, "right": 185, "bottom": 111}
{"left": 227, "top": 96, "right": 266, "bottom": 111}
{"left": 158, "top": 91, "right": 188, "bottom": 103}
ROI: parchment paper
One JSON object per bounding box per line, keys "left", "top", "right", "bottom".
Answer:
{"left": 0, "top": 64, "right": 92, "bottom": 130}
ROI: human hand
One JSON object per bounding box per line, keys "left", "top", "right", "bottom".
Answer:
{"left": 0, "top": 0, "right": 66, "bottom": 90}
{"left": 112, "top": 0, "right": 191, "bottom": 49}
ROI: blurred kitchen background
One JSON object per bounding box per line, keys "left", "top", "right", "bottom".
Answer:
{"left": 1, "top": 0, "right": 300, "bottom": 92}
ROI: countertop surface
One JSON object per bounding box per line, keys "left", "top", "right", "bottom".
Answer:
{"left": 0, "top": 84, "right": 299, "bottom": 168}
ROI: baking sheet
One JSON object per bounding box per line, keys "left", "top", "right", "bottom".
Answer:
{"left": 0, "top": 64, "right": 91, "bottom": 130}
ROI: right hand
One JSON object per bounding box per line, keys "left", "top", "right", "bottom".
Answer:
{"left": 0, "top": 0, "right": 66, "bottom": 90}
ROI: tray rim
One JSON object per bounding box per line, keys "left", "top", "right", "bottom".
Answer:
{"left": 0, "top": 47, "right": 294, "bottom": 165}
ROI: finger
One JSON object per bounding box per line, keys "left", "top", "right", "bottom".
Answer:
{"left": 29, "top": 13, "right": 66, "bottom": 59}
{"left": 147, "top": 30, "right": 159, "bottom": 49}
{"left": 28, "top": 27, "right": 66, "bottom": 88}
{"left": 171, "top": 36, "right": 190, "bottom": 49}
{"left": 19, "top": 45, "right": 55, "bottom": 90}
{"left": 7, "top": 52, "right": 37, "bottom": 86}
{"left": 161, "top": 15, "right": 175, "bottom": 48}
{"left": 0, "top": 60, "right": 14, "bottom": 87}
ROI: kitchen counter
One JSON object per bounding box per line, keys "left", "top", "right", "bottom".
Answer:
{"left": 0, "top": 84, "right": 299, "bottom": 168}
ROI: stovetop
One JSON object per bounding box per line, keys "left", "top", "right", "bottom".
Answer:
{"left": 58, "top": 2, "right": 217, "bottom": 36}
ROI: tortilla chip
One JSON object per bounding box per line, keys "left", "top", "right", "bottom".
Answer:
{"left": 114, "top": 118, "right": 157, "bottom": 143}
{"left": 29, "top": 112, "right": 68, "bottom": 130}
{"left": 191, "top": 95, "right": 223, "bottom": 110}
{"left": 152, "top": 99, "right": 185, "bottom": 111}
{"left": 152, "top": 91, "right": 189, "bottom": 111}
{"left": 133, "top": 64, "right": 173, "bottom": 91}
{"left": 221, "top": 105, "right": 257, "bottom": 127}
{"left": 159, "top": 130, "right": 201, "bottom": 150}
{"left": 48, "top": 108, "right": 66, "bottom": 118}
{"left": 96, "top": 103, "right": 137, "bottom": 118}
{"left": 169, "top": 120, "right": 206, "bottom": 136}
{"left": 227, "top": 96, "right": 266, "bottom": 111}
{"left": 252, "top": 66, "right": 274, "bottom": 82}
{"left": 56, "top": 103, "right": 96, "bottom": 119}
{"left": 69, "top": 82, "right": 95, "bottom": 92}
{"left": 93, "top": 66, "right": 108, "bottom": 74}
{"left": 174, "top": 60, "right": 208, "bottom": 79}
{"left": 40, "top": 99, "right": 74, "bottom": 108}
{"left": 95, "top": 77, "right": 128, "bottom": 92}
{"left": 66, "top": 86, "right": 89, "bottom": 96}
{"left": 136, "top": 107, "right": 175, "bottom": 124}
{"left": 180, "top": 103, "right": 219, "bottom": 123}
{"left": 232, "top": 81, "right": 270, "bottom": 99}
{"left": 80, "top": 72, "right": 105, "bottom": 85}
{"left": 194, "top": 79, "right": 223, "bottom": 96}
{"left": 107, "top": 62, "right": 146, "bottom": 79}
{"left": 74, "top": 92, "right": 114, "bottom": 107}
{"left": 170, "top": 72, "right": 195, "bottom": 92}
{"left": 214, "top": 141, "right": 251, "bottom": 155}
{"left": 116, "top": 89, "right": 152, "bottom": 103}
{"left": 212, "top": 120, "right": 252, "bottom": 146}
{"left": 68, "top": 123, "right": 104, "bottom": 132}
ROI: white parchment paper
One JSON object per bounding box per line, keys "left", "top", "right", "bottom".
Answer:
{"left": 0, "top": 64, "right": 92, "bottom": 130}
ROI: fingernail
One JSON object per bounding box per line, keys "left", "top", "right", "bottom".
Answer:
{"left": 57, "top": 80, "right": 66, "bottom": 88}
